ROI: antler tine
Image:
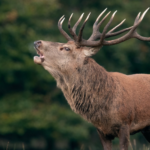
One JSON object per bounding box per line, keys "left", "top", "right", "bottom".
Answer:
{"left": 68, "top": 13, "right": 78, "bottom": 40}
{"left": 72, "top": 13, "right": 84, "bottom": 34}
{"left": 88, "top": 11, "right": 111, "bottom": 41}
{"left": 77, "top": 12, "right": 91, "bottom": 43}
{"left": 103, "top": 7, "right": 150, "bottom": 46}
{"left": 138, "top": 7, "right": 149, "bottom": 22}
{"left": 59, "top": 15, "right": 65, "bottom": 22}
{"left": 134, "top": 12, "right": 141, "bottom": 24}
{"left": 58, "top": 15, "right": 72, "bottom": 41}
{"left": 60, "top": 18, "right": 65, "bottom": 24}
{"left": 131, "top": 8, "right": 149, "bottom": 33}
{"left": 106, "top": 26, "right": 133, "bottom": 38}
{"left": 133, "top": 32, "right": 150, "bottom": 41}
{"left": 107, "top": 19, "right": 126, "bottom": 33}
{"left": 97, "top": 11, "right": 111, "bottom": 29}
{"left": 94, "top": 8, "right": 107, "bottom": 26}
{"left": 99, "top": 11, "right": 117, "bottom": 44}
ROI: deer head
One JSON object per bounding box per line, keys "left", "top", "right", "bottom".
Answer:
{"left": 33, "top": 8, "right": 150, "bottom": 81}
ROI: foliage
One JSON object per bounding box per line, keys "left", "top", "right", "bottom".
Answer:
{"left": 0, "top": 0, "right": 150, "bottom": 149}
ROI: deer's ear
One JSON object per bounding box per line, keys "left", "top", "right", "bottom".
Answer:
{"left": 83, "top": 46, "right": 102, "bottom": 57}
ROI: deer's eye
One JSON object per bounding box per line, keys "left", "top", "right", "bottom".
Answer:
{"left": 64, "top": 47, "right": 70, "bottom": 51}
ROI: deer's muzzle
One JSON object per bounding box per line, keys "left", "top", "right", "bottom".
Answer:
{"left": 33, "top": 41, "right": 44, "bottom": 64}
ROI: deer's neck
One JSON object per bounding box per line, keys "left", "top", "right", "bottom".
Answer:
{"left": 55, "top": 58, "right": 116, "bottom": 123}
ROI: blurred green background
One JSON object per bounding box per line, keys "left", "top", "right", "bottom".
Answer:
{"left": 0, "top": 0, "right": 150, "bottom": 149}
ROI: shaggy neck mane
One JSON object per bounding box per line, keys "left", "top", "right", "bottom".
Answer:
{"left": 54, "top": 58, "right": 116, "bottom": 123}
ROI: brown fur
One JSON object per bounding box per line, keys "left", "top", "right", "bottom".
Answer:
{"left": 33, "top": 40, "right": 150, "bottom": 150}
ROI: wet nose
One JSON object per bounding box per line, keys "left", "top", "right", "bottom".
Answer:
{"left": 34, "top": 40, "right": 42, "bottom": 49}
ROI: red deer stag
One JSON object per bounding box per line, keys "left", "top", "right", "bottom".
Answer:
{"left": 34, "top": 8, "right": 150, "bottom": 150}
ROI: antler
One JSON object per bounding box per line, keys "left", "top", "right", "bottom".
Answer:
{"left": 58, "top": 8, "right": 150, "bottom": 47}
{"left": 58, "top": 15, "right": 72, "bottom": 41}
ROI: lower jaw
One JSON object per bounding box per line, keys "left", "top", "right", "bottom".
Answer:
{"left": 33, "top": 56, "right": 42, "bottom": 64}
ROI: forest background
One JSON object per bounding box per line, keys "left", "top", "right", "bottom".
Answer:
{"left": 0, "top": 0, "right": 150, "bottom": 149}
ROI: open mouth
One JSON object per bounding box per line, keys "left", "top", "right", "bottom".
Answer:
{"left": 34, "top": 46, "right": 45, "bottom": 64}
{"left": 35, "top": 46, "right": 44, "bottom": 58}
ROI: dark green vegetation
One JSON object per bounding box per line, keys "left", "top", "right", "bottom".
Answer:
{"left": 0, "top": 0, "right": 150, "bottom": 149}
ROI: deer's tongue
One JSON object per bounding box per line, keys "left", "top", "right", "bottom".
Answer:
{"left": 34, "top": 56, "right": 42, "bottom": 64}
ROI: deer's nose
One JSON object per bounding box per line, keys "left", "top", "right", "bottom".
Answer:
{"left": 34, "top": 40, "right": 42, "bottom": 49}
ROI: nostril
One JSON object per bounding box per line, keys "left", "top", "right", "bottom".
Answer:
{"left": 37, "top": 41, "right": 42, "bottom": 45}
{"left": 34, "top": 40, "right": 42, "bottom": 48}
